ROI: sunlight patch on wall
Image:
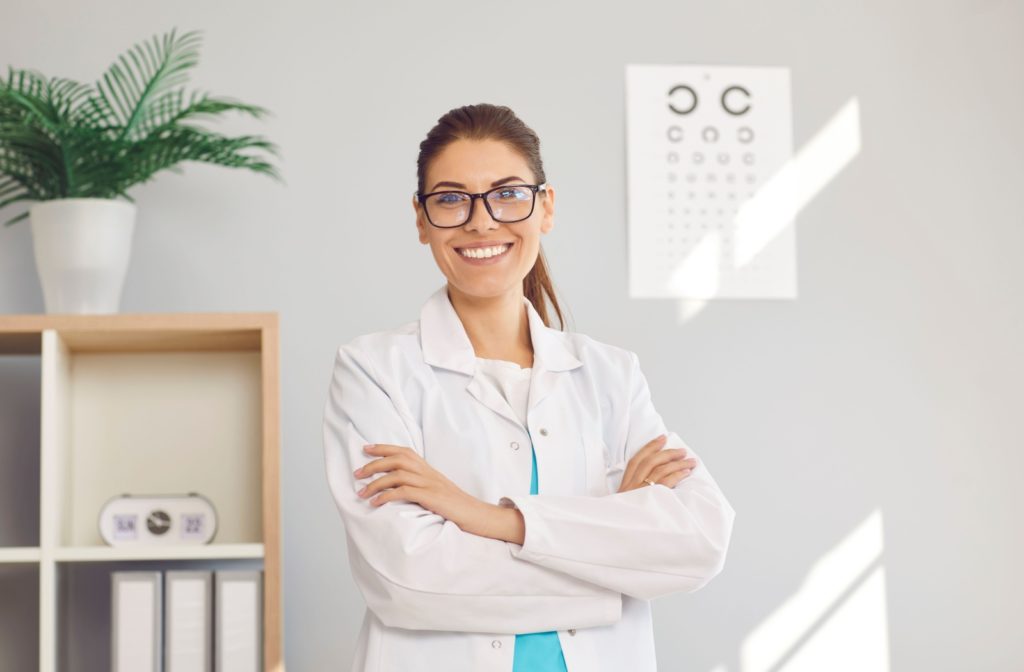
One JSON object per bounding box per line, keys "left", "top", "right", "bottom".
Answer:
{"left": 738, "top": 508, "right": 890, "bottom": 672}
{"left": 675, "top": 97, "right": 862, "bottom": 324}
{"left": 734, "top": 97, "right": 862, "bottom": 268}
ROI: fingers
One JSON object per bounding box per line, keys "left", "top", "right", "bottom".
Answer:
{"left": 634, "top": 447, "right": 691, "bottom": 485}
{"left": 368, "top": 485, "right": 415, "bottom": 507}
{"left": 357, "top": 469, "right": 425, "bottom": 501}
{"left": 659, "top": 467, "right": 693, "bottom": 489}
{"left": 621, "top": 434, "right": 668, "bottom": 485}
{"left": 354, "top": 456, "right": 396, "bottom": 478}
{"left": 647, "top": 457, "right": 696, "bottom": 485}
{"left": 354, "top": 450, "right": 420, "bottom": 478}
{"left": 645, "top": 448, "right": 693, "bottom": 472}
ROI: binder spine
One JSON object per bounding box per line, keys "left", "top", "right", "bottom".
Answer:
{"left": 214, "top": 570, "right": 263, "bottom": 672}
{"left": 165, "top": 570, "right": 213, "bottom": 672}
{"left": 111, "top": 570, "right": 163, "bottom": 672}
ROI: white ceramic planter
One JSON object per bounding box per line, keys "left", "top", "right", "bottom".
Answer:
{"left": 29, "top": 197, "right": 137, "bottom": 314}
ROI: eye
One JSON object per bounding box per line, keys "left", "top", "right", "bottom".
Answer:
{"left": 431, "top": 192, "right": 469, "bottom": 207}
{"left": 492, "top": 187, "right": 530, "bottom": 201}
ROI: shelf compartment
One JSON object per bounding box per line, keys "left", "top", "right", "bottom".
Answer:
{"left": 57, "top": 556, "right": 263, "bottom": 672}
{"left": 0, "top": 563, "right": 40, "bottom": 671}
{"left": 42, "top": 332, "right": 265, "bottom": 549}
{"left": 0, "top": 351, "right": 41, "bottom": 549}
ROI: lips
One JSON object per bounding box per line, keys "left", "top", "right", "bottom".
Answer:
{"left": 454, "top": 241, "right": 514, "bottom": 251}
{"left": 454, "top": 241, "right": 514, "bottom": 263}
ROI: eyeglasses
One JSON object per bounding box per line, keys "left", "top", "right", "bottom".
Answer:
{"left": 415, "top": 183, "right": 547, "bottom": 228}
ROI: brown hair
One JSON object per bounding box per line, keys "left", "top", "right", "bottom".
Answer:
{"left": 416, "top": 103, "right": 570, "bottom": 331}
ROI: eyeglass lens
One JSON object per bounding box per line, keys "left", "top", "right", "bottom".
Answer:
{"left": 424, "top": 186, "right": 536, "bottom": 227}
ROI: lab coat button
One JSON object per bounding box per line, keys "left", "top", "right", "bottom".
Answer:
{"left": 568, "top": 628, "right": 576, "bottom": 636}
{"left": 491, "top": 639, "right": 502, "bottom": 648}
{"left": 510, "top": 441, "right": 520, "bottom": 451}
{"left": 539, "top": 427, "right": 549, "bottom": 436}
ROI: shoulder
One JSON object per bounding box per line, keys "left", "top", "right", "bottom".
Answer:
{"left": 332, "top": 319, "right": 420, "bottom": 377}
{"left": 563, "top": 330, "right": 639, "bottom": 373}
{"left": 339, "top": 319, "right": 418, "bottom": 355}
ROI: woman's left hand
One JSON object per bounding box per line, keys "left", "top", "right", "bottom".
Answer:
{"left": 353, "top": 443, "right": 486, "bottom": 528}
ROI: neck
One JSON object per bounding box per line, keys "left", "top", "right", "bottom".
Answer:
{"left": 446, "top": 283, "right": 533, "bottom": 367}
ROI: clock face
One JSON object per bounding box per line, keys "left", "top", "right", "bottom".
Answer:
{"left": 146, "top": 509, "right": 171, "bottom": 535}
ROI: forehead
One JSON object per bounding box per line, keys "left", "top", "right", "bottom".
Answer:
{"left": 426, "top": 138, "right": 535, "bottom": 190}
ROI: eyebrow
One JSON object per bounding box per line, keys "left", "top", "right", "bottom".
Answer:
{"left": 429, "top": 176, "right": 527, "bottom": 192}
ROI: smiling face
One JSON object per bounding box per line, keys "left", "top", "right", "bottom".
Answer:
{"left": 414, "top": 138, "right": 555, "bottom": 301}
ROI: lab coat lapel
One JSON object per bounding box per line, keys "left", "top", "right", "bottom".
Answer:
{"left": 419, "top": 284, "right": 582, "bottom": 430}
{"left": 419, "top": 284, "right": 520, "bottom": 428}
{"left": 522, "top": 290, "right": 582, "bottom": 417}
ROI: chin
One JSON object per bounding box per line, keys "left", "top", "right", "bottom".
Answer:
{"left": 447, "top": 276, "right": 523, "bottom": 300}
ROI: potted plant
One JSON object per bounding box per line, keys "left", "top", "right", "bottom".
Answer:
{"left": 0, "top": 27, "right": 281, "bottom": 313}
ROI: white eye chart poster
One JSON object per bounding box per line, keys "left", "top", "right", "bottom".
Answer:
{"left": 625, "top": 64, "right": 797, "bottom": 299}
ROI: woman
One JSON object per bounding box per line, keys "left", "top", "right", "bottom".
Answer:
{"left": 323, "top": 103, "right": 736, "bottom": 672}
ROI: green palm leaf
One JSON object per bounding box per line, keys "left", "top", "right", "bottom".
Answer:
{"left": 0, "top": 27, "right": 281, "bottom": 227}
{"left": 92, "top": 27, "right": 204, "bottom": 141}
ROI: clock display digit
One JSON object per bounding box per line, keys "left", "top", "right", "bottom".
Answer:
{"left": 181, "top": 513, "right": 206, "bottom": 539}
{"left": 113, "top": 514, "right": 138, "bottom": 540}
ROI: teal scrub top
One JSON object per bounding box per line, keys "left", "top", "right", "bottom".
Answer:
{"left": 512, "top": 443, "right": 569, "bottom": 672}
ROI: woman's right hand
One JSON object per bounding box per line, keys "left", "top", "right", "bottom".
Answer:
{"left": 616, "top": 434, "right": 698, "bottom": 493}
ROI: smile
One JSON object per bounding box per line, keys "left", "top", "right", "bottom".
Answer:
{"left": 455, "top": 242, "right": 513, "bottom": 264}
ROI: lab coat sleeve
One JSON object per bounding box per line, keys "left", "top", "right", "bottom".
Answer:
{"left": 498, "top": 350, "right": 736, "bottom": 601}
{"left": 323, "top": 342, "right": 623, "bottom": 633}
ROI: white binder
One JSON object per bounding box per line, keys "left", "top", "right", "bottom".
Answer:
{"left": 165, "top": 570, "right": 213, "bottom": 672}
{"left": 214, "top": 570, "right": 263, "bottom": 672}
{"left": 111, "top": 571, "right": 163, "bottom": 672}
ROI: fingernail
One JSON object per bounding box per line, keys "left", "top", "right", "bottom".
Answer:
{"left": 357, "top": 485, "right": 367, "bottom": 496}
{"left": 353, "top": 468, "right": 363, "bottom": 477}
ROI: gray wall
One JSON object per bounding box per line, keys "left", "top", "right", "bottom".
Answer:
{"left": 2, "top": 1, "right": 1021, "bottom": 669}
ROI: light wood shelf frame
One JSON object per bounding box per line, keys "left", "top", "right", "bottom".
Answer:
{"left": 0, "top": 312, "right": 283, "bottom": 672}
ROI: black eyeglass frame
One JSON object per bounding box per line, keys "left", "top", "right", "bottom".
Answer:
{"left": 415, "top": 182, "right": 548, "bottom": 228}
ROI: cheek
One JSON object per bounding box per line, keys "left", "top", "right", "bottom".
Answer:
{"left": 517, "top": 232, "right": 542, "bottom": 261}
{"left": 431, "top": 243, "right": 452, "bottom": 266}
{"left": 425, "top": 233, "right": 453, "bottom": 258}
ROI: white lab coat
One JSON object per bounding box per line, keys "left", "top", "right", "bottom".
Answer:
{"left": 322, "top": 283, "right": 736, "bottom": 672}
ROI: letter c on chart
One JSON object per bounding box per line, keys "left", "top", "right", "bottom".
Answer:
{"left": 667, "top": 84, "right": 698, "bottom": 115}
{"left": 721, "top": 85, "right": 751, "bottom": 116}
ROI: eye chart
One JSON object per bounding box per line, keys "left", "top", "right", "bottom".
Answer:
{"left": 625, "top": 64, "right": 797, "bottom": 299}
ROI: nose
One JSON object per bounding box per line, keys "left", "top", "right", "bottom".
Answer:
{"left": 462, "top": 195, "right": 499, "bottom": 233}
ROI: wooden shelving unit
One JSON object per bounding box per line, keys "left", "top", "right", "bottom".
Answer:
{"left": 0, "top": 313, "right": 282, "bottom": 672}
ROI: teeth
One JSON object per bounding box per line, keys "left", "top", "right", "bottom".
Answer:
{"left": 458, "top": 243, "right": 511, "bottom": 259}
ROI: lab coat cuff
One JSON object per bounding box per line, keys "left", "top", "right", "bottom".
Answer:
{"left": 499, "top": 495, "right": 544, "bottom": 562}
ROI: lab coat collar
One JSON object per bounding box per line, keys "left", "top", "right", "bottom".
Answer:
{"left": 419, "top": 283, "right": 582, "bottom": 376}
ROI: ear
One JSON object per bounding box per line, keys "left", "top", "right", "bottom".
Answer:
{"left": 413, "top": 195, "right": 428, "bottom": 244}
{"left": 539, "top": 184, "right": 555, "bottom": 235}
